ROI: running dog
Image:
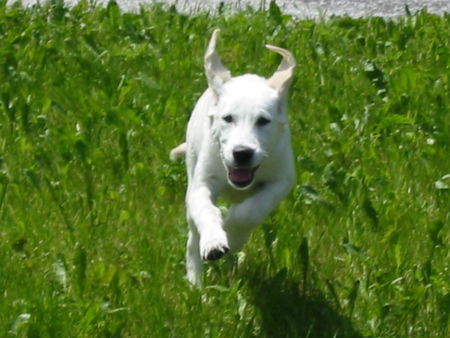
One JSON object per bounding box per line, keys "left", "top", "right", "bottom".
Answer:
{"left": 170, "top": 29, "right": 296, "bottom": 285}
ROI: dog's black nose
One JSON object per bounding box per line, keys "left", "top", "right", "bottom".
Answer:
{"left": 233, "top": 146, "right": 254, "bottom": 165}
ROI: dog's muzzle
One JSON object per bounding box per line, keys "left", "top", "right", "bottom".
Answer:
{"left": 228, "top": 146, "right": 258, "bottom": 188}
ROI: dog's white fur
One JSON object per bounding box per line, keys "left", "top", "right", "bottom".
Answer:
{"left": 170, "top": 30, "right": 296, "bottom": 286}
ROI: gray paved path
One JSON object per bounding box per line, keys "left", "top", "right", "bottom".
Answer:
{"left": 10, "top": 0, "right": 450, "bottom": 17}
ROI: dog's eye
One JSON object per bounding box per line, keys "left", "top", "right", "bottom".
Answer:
{"left": 256, "top": 117, "right": 271, "bottom": 126}
{"left": 222, "top": 115, "right": 233, "bottom": 123}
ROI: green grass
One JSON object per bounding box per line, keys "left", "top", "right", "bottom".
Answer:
{"left": 1, "top": 0, "right": 449, "bottom": 336}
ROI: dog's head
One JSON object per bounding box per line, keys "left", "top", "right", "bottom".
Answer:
{"left": 205, "top": 29, "right": 296, "bottom": 190}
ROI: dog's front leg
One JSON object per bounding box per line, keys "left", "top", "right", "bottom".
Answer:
{"left": 225, "top": 178, "right": 293, "bottom": 252}
{"left": 186, "top": 184, "right": 229, "bottom": 261}
{"left": 185, "top": 224, "right": 202, "bottom": 286}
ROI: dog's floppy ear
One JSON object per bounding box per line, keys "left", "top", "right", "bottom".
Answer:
{"left": 205, "top": 29, "right": 231, "bottom": 96}
{"left": 266, "top": 45, "right": 296, "bottom": 97}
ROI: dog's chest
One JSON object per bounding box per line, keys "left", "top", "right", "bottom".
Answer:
{"left": 220, "top": 182, "right": 264, "bottom": 204}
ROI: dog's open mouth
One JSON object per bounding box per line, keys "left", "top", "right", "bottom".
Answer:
{"left": 228, "top": 167, "right": 258, "bottom": 188}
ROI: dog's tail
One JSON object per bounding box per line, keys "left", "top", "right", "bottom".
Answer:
{"left": 170, "top": 142, "right": 187, "bottom": 161}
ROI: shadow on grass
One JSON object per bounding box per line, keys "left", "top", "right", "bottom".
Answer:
{"left": 245, "top": 267, "right": 362, "bottom": 338}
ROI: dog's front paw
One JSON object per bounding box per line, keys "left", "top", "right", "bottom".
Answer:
{"left": 200, "top": 233, "right": 229, "bottom": 261}
{"left": 205, "top": 246, "right": 229, "bottom": 260}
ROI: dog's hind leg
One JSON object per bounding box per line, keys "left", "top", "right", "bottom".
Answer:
{"left": 186, "top": 223, "right": 203, "bottom": 286}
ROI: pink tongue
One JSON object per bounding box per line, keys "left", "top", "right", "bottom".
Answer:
{"left": 229, "top": 168, "right": 253, "bottom": 182}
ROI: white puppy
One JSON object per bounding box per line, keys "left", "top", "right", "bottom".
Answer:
{"left": 170, "top": 29, "right": 296, "bottom": 286}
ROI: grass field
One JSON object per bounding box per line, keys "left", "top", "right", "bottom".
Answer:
{"left": 1, "top": 0, "right": 449, "bottom": 336}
